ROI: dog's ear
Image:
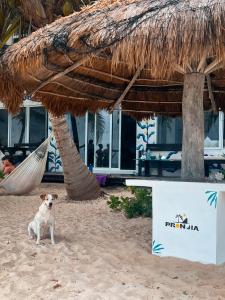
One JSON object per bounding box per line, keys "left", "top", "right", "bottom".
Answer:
{"left": 40, "top": 194, "right": 46, "bottom": 200}
{"left": 52, "top": 194, "right": 58, "bottom": 200}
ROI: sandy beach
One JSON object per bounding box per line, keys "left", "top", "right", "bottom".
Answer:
{"left": 0, "top": 183, "right": 225, "bottom": 300}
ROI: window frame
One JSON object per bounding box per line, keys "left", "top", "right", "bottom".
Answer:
{"left": 85, "top": 110, "right": 122, "bottom": 171}
{"left": 204, "top": 111, "right": 223, "bottom": 150}
{"left": 156, "top": 112, "right": 224, "bottom": 150}
{"left": 0, "top": 100, "right": 47, "bottom": 147}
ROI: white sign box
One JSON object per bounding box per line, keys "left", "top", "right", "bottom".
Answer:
{"left": 126, "top": 180, "right": 225, "bottom": 264}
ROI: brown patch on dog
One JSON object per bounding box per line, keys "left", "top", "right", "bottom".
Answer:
{"left": 52, "top": 194, "right": 58, "bottom": 200}
{"left": 40, "top": 194, "right": 47, "bottom": 200}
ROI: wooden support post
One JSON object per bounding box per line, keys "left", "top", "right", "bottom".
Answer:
{"left": 181, "top": 73, "right": 205, "bottom": 180}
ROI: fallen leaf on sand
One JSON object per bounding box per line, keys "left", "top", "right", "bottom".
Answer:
{"left": 53, "top": 283, "right": 62, "bottom": 289}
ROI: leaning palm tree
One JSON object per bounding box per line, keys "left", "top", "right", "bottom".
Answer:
{"left": 50, "top": 115, "right": 99, "bottom": 200}
{"left": 0, "top": 0, "right": 100, "bottom": 200}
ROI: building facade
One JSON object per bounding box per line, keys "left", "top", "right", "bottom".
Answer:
{"left": 0, "top": 100, "right": 224, "bottom": 175}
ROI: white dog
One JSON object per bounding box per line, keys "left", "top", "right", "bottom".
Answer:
{"left": 28, "top": 194, "right": 58, "bottom": 245}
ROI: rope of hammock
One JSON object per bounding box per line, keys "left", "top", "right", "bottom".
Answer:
{"left": 0, "top": 134, "right": 52, "bottom": 195}
{"left": 0, "top": 150, "right": 4, "bottom": 170}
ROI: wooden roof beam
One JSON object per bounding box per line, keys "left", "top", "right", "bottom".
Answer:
{"left": 44, "top": 62, "right": 183, "bottom": 85}
{"left": 197, "top": 52, "right": 207, "bottom": 72}
{"left": 204, "top": 59, "right": 223, "bottom": 75}
{"left": 206, "top": 74, "right": 217, "bottom": 113}
{"left": 52, "top": 81, "right": 116, "bottom": 101}
{"left": 43, "top": 61, "right": 184, "bottom": 90}
{"left": 79, "top": 66, "right": 130, "bottom": 83}
{"left": 117, "top": 109, "right": 181, "bottom": 114}
{"left": 37, "top": 90, "right": 113, "bottom": 103}
{"left": 38, "top": 90, "right": 183, "bottom": 105}
{"left": 109, "top": 66, "right": 143, "bottom": 112}
{"left": 174, "top": 64, "right": 186, "bottom": 75}
{"left": 28, "top": 73, "right": 42, "bottom": 83}
{"left": 122, "top": 100, "right": 182, "bottom": 104}
{"left": 31, "top": 50, "right": 103, "bottom": 97}
{"left": 62, "top": 74, "right": 184, "bottom": 93}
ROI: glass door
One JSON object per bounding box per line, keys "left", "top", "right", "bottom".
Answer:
{"left": 11, "top": 108, "right": 26, "bottom": 145}
{"left": 0, "top": 109, "right": 8, "bottom": 147}
{"left": 87, "top": 112, "right": 95, "bottom": 167}
{"left": 86, "top": 110, "right": 120, "bottom": 171}
{"left": 95, "top": 111, "right": 110, "bottom": 168}
{"left": 111, "top": 110, "right": 120, "bottom": 168}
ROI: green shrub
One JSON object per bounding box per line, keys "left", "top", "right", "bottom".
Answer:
{"left": 132, "top": 187, "right": 152, "bottom": 218}
{"left": 107, "top": 195, "right": 122, "bottom": 211}
{"left": 107, "top": 187, "right": 152, "bottom": 218}
{"left": 121, "top": 196, "right": 144, "bottom": 218}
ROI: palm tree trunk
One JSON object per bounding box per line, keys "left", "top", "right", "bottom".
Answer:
{"left": 181, "top": 73, "right": 205, "bottom": 180}
{"left": 50, "top": 114, "right": 100, "bottom": 200}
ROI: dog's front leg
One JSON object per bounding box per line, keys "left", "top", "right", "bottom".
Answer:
{"left": 28, "top": 223, "right": 33, "bottom": 239}
{"left": 36, "top": 224, "right": 41, "bottom": 245}
{"left": 50, "top": 224, "right": 55, "bottom": 245}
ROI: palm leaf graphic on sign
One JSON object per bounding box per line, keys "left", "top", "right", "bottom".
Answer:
{"left": 152, "top": 240, "right": 164, "bottom": 254}
{"left": 205, "top": 191, "right": 218, "bottom": 208}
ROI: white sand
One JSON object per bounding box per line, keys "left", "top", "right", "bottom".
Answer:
{"left": 0, "top": 183, "right": 225, "bottom": 300}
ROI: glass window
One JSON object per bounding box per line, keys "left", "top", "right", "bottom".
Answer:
{"left": 157, "top": 113, "right": 219, "bottom": 148}
{"left": 87, "top": 113, "right": 95, "bottom": 167}
{"left": 157, "top": 116, "right": 182, "bottom": 144}
{"left": 223, "top": 116, "right": 225, "bottom": 148}
{"left": 11, "top": 108, "right": 26, "bottom": 145}
{"left": 111, "top": 110, "right": 120, "bottom": 168}
{"left": 204, "top": 112, "right": 219, "bottom": 148}
{"left": 0, "top": 109, "right": 8, "bottom": 146}
{"left": 29, "top": 107, "right": 47, "bottom": 144}
{"left": 71, "top": 115, "right": 85, "bottom": 162}
{"left": 95, "top": 111, "right": 110, "bottom": 168}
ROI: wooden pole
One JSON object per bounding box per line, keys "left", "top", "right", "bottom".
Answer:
{"left": 109, "top": 66, "right": 143, "bottom": 112}
{"left": 31, "top": 55, "right": 91, "bottom": 97}
{"left": 206, "top": 74, "right": 217, "bottom": 113}
{"left": 181, "top": 73, "right": 205, "bottom": 180}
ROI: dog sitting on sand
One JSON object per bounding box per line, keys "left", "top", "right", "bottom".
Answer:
{"left": 28, "top": 194, "right": 58, "bottom": 245}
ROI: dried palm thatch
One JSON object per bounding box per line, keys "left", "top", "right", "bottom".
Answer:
{"left": 0, "top": 0, "right": 224, "bottom": 119}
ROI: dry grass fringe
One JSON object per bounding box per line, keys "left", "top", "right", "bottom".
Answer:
{"left": 0, "top": 0, "right": 224, "bottom": 116}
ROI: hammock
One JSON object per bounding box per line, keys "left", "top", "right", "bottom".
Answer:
{"left": 0, "top": 134, "right": 52, "bottom": 195}
{"left": 0, "top": 150, "right": 4, "bottom": 170}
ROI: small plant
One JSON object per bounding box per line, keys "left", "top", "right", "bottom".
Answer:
{"left": 121, "top": 196, "right": 144, "bottom": 218}
{"left": 107, "top": 195, "right": 122, "bottom": 211}
{"left": 107, "top": 187, "right": 152, "bottom": 218}
{"left": 0, "top": 170, "right": 4, "bottom": 179}
{"left": 130, "top": 187, "right": 152, "bottom": 216}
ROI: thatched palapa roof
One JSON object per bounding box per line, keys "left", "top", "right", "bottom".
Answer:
{"left": 0, "top": 0, "right": 224, "bottom": 119}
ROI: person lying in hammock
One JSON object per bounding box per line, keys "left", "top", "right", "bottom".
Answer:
{"left": 1, "top": 156, "right": 16, "bottom": 176}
